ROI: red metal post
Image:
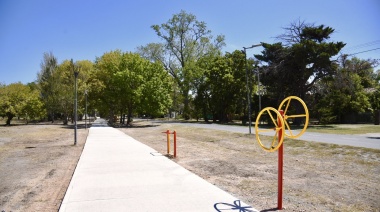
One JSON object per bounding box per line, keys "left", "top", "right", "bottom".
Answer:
{"left": 278, "top": 110, "right": 284, "bottom": 210}
{"left": 173, "top": 131, "right": 177, "bottom": 158}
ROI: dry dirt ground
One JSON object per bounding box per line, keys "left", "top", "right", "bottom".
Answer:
{"left": 0, "top": 122, "right": 88, "bottom": 212}
{"left": 1, "top": 120, "right": 379, "bottom": 212}
{"left": 120, "top": 120, "right": 380, "bottom": 212}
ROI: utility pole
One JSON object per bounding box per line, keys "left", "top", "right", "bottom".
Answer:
{"left": 242, "top": 43, "right": 262, "bottom": 134}
{"left": 85, "top": 90, "right": 88, "bottom": 129}
{"left": 72, "top": 59, "right": 79, "bottom": 145}
{"left": 254, "top": 68, "right": 262, "bottom": 112}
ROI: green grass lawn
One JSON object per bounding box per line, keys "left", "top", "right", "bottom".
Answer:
{"left": 306, "top": 124, "right": 380, "bottom": 134}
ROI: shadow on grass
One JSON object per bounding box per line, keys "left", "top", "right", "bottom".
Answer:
{"left": 260, "top": 208, "right": 279, "bottom": 212}
{"left": 307, "top": 125, "right": 335, "bottom": 129}
{"left": 0, "top": 121, "right": 84, "bottom": 128}
{"left": 116, "top": 124, "right": 159, "bottom": 129}
{"left": 60, "top": 124, "right": 93, "bottom": 129}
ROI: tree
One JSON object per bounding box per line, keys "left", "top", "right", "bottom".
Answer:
{"left": 142, "top": 10, "right": 225, "bottom": 119}
{"left": 37, "top": 52, "right": 94, "bottom": 124}
{"left": 314, "top": 57, "right": 374, "bottom": 123}
{"left": 52, "top": 60, "right": 75, "bottom": 124}
{"left": 341, "top": 56, "right": 378, "bottom": 88}
{"left": 255, "top": 21, "right": 345, "bottom": 104}
{"left": 37, "top": 52, "right": 59, "bottom": 122}
{"left": 91, "top": 50, "right": 123, "bottom": 123}
{"left": 0, "top": 83, "right": 43, "bottom": 125}
{"left": 369, "top": 69, "right": 380, "bottom": 112}
{"left": 316, "top": 69, "right": 370, "bottom": 124}
{"left": 193, "top": 50, "right": 248, "bottom": 122}
{"left": 91, "top": 50, "right": 172, "bottom": 125}
{"left": 22, "top": 83, "right": 45, "bottom": 122}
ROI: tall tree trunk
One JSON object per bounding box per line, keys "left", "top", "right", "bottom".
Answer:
{"left": 182, "top": 89, "right": 190, "bottom": 120}
{"left": 6, "top": 113, "right": 13, "bottom": 126}
{"left": 108, "top": 108, "right": 114, "bottom": 125}
{"left": 127, "top": 110, "right": 132, "bottom": 126}
{"left": 63, "top": 114, "right": 68, "bottom": 125}
{"left": 49, "top": 111, "right": 55, "bottom": 123}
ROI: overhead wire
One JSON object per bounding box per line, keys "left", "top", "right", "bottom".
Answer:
{"left": 347, "top": 47, "right": 380, "bottom": 56}
{"left": 342, "top": 40, "right": 380, "bottom": 57}
{"left": 343, "top": 40, "right": 380, "bottom": 52}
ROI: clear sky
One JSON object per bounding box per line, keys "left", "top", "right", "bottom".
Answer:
{"left": 1, "top": 0, "right": 379, "bottom": 85}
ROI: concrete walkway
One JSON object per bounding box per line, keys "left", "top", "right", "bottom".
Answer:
{"left": 59, "top": 121, "right": 257, "bottom": 211}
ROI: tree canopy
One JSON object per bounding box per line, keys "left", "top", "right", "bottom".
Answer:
{"left": 90, "top": 50, "right": 172, "bottom": 125}
{"left": 139, "top": 10, "right": 225, "bottom": 119}
{"left": 255, "top": 21, "right": 346, "bottom": 103}
{"left": 0, "top": 83, "right": 44, "bottom": 125}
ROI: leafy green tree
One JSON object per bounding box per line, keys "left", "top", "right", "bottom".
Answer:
{"left": 37, "top": 51, "right": 94, "bottom": 124}
{"left": 91, "top": 50, "right": 123, "bottom": 122}
{"left": 52, "top": 60, "right": 76, "bottom": 124}
{"left": 0, "top": 83, "right": 43, "bottom": 125}
{"left": 92, "top": 50, "right": 172, "bottom": 125}
{"left": 316, "top": 70, "right": 370, "bottom": 123}
{"left": 142, "top": 10, "right": 225, "bottom": 119}
{"left": 138, "top": 61, "right": 173, "bottom": 118}
{"left": 342, "top": 56, "right": 378, "bottom": 88}
{"left": 76, "top": 60, "right": 94, "bottom": 120}
{"left": 314, "top": 57, "right": 375, "bottom": 123}
{"left": 37, "top": 52, "right": 59, "bottom": 122}
{"left": 369, "top": 69, "right": 380, "bottom": 112}
{"left": 194, "top": 50, "right": 248, "bottom": 122}
{"left": 255, "top": 21, "right": 345, "bottom": 104}
{"left": 22, "top": 83, "right": 45, "bottom": 122}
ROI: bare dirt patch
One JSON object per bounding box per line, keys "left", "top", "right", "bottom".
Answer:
{"left": 121, "top": 120, "right": 380, "bottom": 212}
{"left": 0, "top": 123, "right": 88, "bottom": 212}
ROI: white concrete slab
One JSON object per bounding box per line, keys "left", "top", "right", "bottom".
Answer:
{"left": 59, "top": 125, "right": 258, "bottom": 212}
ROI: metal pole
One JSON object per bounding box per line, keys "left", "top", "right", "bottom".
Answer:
{"left": 242, "top": 43, "right": 262, "bottom": 134}
{"left": 166, "top": 130, "right": 170, "bottom": 155}
{"left": 173, "top": 131, "right": 177, "bottom": 158}
{"left": 74, "top": 70, "right": 78, "bottom": 145}
{"left": 257, "top": 69, "right": 261, "bottom": 111}
{"left": 85, "top": 90, "right": 87, "bottom": 129}
{"left": 278, "top": 110, "right": 284, "bottom": 210}
{"left": 243, "top": 48, "right": 251, "bottom": 134}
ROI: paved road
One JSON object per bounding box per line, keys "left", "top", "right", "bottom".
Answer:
{"left": 151, "top": 120, "right": 380, "bottom": 149}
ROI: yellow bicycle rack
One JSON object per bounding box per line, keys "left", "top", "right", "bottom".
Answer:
{"left": 255, "top": 107, "right": 285, "bottom": 152}
{"left": 278, "top": 96, "right": 309, "bottom": 139}
{"left": 255, "top": 96, "right": 309, "bottom": 152}
{"left": 254, "top": 96, "right": 309, "bottom": 210}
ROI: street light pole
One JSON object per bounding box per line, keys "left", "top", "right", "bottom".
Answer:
{"left": 73, "top": 59, "right": 79, "bottom": 145}
{"left": 85, "top": 90, "right": 88, "bottom": 129}
{"left": 256, "top": 68, "right": 262, "bottom": 111}
{"left": 243, "top": 43, "right": 262, "bottom": 134}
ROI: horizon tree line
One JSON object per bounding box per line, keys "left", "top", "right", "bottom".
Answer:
{"left": 1, "top": 11, "right": 379, "bottom": 125}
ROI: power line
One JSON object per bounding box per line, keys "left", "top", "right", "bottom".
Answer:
{"left": 347, "top": 47, "right": 380, "bottom": 56}
{"left": 344, "top": 40, "right": 380, "bottom": 52}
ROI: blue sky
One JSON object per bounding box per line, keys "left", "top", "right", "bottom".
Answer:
{"left": 1, "top": 0, "right": 379, "bottom": 85}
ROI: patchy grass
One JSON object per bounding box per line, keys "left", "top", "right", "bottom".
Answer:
{"left": 122, "top": 120, "right": 380, "bottom": 211}
{"left": 307, "top": 124, "right": 380, "bottom": 134}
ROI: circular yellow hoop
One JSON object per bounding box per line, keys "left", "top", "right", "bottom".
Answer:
{"left": 255, "top": 107, "right": 285, "bottom": 152}
{"left": 278, "top": 96, "right": 309, "bottom": 139}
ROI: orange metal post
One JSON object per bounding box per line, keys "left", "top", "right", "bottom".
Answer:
{"left": 278, "top": 110, "right": 284, "bottom": 210}
{"left": 173, "top": 131, "right": 177, "bottom": 158}
{"left": 166, "top": 130, "right": 170, "bottom": 154}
